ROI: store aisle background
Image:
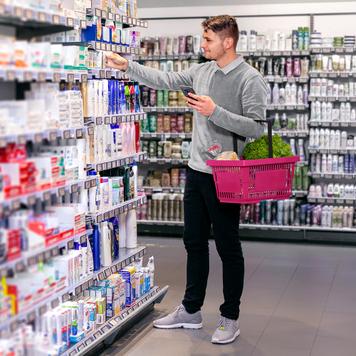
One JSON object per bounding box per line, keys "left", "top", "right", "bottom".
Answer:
{"left": 101, "top": 237, "right": 356, "bottom": 356}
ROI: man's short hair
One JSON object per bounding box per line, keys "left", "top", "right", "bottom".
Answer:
{"left": 202, "top": 15, "right": 239, "bottom": 47}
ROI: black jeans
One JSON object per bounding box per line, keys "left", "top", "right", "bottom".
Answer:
{"left": 182, "top": 167, "right": 244, "bottom": 320}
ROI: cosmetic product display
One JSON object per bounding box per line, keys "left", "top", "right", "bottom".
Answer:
{"left": 0, "top": 1, "right": 168, "bottom": 354}
{"left": 238, "top": 28, "right": 310, "bottom": 52}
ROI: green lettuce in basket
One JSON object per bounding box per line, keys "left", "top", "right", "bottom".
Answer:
{"left": 242, "top": 134, "right": 293, "bottom": 160}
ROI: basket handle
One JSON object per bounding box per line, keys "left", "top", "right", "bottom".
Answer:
{"left": 233, "top": 118, "right": 273, "bottom": 158}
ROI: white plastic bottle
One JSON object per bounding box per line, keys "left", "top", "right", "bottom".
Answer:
{"left": 345, "top": 102, "right": 351, "bottom": 122}
{"left": 297, "top": 86, "right": 303, "bottom": 105}
{"left": 290, "top": 83, "right": 297, "bottom": 105}
{"left": 310, "top": 128, "right": 315, "bottom": 148}
{"left": 298, "top": 139, "right": 305, "bottom": 161}
{"left": 326, "top": 102, "right": 333, "bottom": 122}
{"left": 325, "top": 128, "right": 330, "bottom": 148}
{"left": 147, "top": 256, "right": 155, "bottom": 289}
{"left": 321, "top": 154, "right": 327, "bottom": 173}
{"left": 315, "top": 128, "right": 320, "bottom": 148}
{"left": 311, "top": 101, "right": 316, "bottom": 121}
{"left": 320, "top": 128, "right": 325, "bottom": 148}
{"left": 351, "top": 109, "right": 356, "bottom": 121}
{"left": 315, "top": 101, "right": 321, "bottom": 121}
{"left": 327, "top": 154, "right": 333, "bottom": 173}
{"left": 340, "top": 103, "right": 346, "bottom": 122}
{"left": 285, "top": 83, "right": 291, "bottom": 104}
{"left": 335, "top": 130, "right": 341, "bottom": 149}
{"left": 330, "top": 130, "right": 335, "bottom": 149}
{"left": 321, "top": 102, "right": 327, "bottom": 121}
{"left": 126, "top": 209, "right": 138, "bottom": 249}
{"left": 272, "top": 83, "right": 280, "bottom": 105}
{"left": 341, "top": 131, "right": 348, "bottom": 149}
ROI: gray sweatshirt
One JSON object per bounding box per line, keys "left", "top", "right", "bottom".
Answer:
{"left": 126, "top": 56, "right": 269, "bottom": 174}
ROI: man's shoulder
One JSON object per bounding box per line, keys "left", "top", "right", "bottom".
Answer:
{"left": 240, "top": 61, "right": 262, "bottom": 80}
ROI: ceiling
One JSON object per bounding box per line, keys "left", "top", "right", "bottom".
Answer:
{"left": 139, "top": 0, "right": 354, "bottom": 7}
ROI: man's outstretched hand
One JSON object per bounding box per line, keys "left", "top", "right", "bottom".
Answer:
{"left": 105, "top": 52, "right": 129, "bottom": 71}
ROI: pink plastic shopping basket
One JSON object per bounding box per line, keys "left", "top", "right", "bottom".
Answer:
{"left": 206, "top": 119, "right": 299, "bottom": 204}
{"left": 207, "top": 156, "right": 299, "bottom": 204}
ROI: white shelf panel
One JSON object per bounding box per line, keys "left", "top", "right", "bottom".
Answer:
{"left": 143, "top": 158, "right": 189, "bottom": 165}
{"left": 309, "top": 71, "right": 356, "bottom": 78}
{"left": 309, "top": 120, "right": 356, "bottom": 127}
{"left": 308, "top": 147, "right": 356, "bottom": 154}
{"left": 89, "top": 195, "right": 147, "bottom": 223}
{"left": 310, "top": 172, "right": 356, "bottom": 179}
{"left": 86, "top": 7, "right": 148, "bottom": 28}
{"left": 87, "top": 152, "right": 147, "bottom": 172}
{"left": 85, "top": 112, "right": 146, "bottom": 125}
{"left": 240, "top": 50, "right": 310, "bottom": 57}
{"left": 141, "top": 132, "right": 192, "bottom": 139}
{"left": 308, "top": 196, "right": 356, "bottom": 205}
{"left": 265, "top": 75, "right": 309, "bottom": 83}
{"left": 0, "top": 67, "right": 88, "bottom": 82}
{"left": 267, "top": 104, "right": 309, "bottom": 111}
{"left": 142, "top": 106, "right": 192, "bottom": 113}
{"left": 0, "top": 127, "right": 85, "bottom": 147}
{"left": 309, "top": 96, "right": 356, "bottom": 102}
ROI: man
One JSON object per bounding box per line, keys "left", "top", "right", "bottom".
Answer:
{"left": 106, "top": 15, "right": 268, "bottom": 344}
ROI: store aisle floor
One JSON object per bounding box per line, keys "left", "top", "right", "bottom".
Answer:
{"left": 101, "top": 237, "right": 356, "bottom": 356}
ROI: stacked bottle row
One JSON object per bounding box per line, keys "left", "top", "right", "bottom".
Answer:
{"left": 240, "top": 200, "right": 355, "bottom": 228}
{"left": 310, "top": 79, "right": 356, "bottom": 98}
{"left": 86, "top": 121, "right": 140, "bottom": 164}
{"left": 140, "top": 86, "right": 188, "bottom": 108}
{"left": 238, "top": 28, "right": 310, "bottom": 52}
{"left": 142, "top": 139, "right": 191, "bottom": 160}
{"left": 141, "top": 112, "right": 193, "bottom": 134}
{"left": 310, "top": 153, "right": 356, "bottom": 174}
{"left": 311, "top": 102, "right": 356, "bottom": 123}
{"left": 310, "top": 33, "right": 355, "bottom": 48}
{"left": 82, "top": 80, "right": 141, "bottom": 118}
{"left": 142, "top": 59, "right": 198, "bottom": 72}
{"left": 269, "top": 83, "right": 309, "bottom": 106}
{"left": 309, "top": 129, "right": 356, "bottom": 149}
{"left": 141, "top": 35, "right": 201, "bottom": 57}
{"left": 309, "top": 183, "right": 356, "bottom": 200}
{"left": 246, "top": 57, "right": 309, "bottom": 77}
{"left": 138, "top": 168, "right": 186, "bottom": 189}
{"left": 271, "top": 113, "right": 309, "bottom": 131}
{"left": 85, "top": 168, "right": 138, "bottom": 214}
{"left": 138, "top": 193, "right": 184, "bottom": 222}
{"left": 311, "top": 54, "right": 356, "bottom": 72}
{"left": 0, "top": 82, "right": 83, "bottom": 137}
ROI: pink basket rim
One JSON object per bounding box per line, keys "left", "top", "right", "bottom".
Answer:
{"left": 207, "top": 156, "right": 299, "bottom": 167}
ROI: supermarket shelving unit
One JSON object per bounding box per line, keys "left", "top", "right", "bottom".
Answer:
{"left": 0, "top": 2, "right": 168, "bottom": 350}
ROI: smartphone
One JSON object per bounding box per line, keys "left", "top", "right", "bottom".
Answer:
{"left": 180, "top": 85, "right": 197, "bottom": 99}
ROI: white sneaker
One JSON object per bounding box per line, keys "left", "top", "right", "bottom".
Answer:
{"left": 153, "top": 304, "right": 203, "bottom": 329}
{"left": 211, "top": 316, "right": 240, "bottom": 344}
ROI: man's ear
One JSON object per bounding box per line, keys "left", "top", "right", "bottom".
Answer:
{"left": 224, "top": 37, "right": 234, "bottom": 50}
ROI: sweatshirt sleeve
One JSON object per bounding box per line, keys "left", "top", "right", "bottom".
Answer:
{"left": 125, "top": 60, "right": 197, "bottom": 90}
{"left": 208, "top": 73, "right": 269, "bottom": 139}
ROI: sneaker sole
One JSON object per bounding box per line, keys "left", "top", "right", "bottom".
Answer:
{"left": 211, "top": 329, "right": 240, "bottom": 344}
{"left": 153, "top": 322, "right": 203, "bottom": 330}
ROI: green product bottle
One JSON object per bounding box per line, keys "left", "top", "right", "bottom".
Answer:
{"left": 163, "top": 90, "right": 169, "bottom": 107}
{"left": 157, "top": 90, "right": 164, "bottom": 107}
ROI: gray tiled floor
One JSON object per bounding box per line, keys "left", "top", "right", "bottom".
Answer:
{"left": 101, "top": 237, "right": 356, "bottom": 356}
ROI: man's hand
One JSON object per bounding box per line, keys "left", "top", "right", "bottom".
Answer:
{"left": 105, "top": 52, "right": 129, "bottom": 71}
{"left": 186, "top": 93, "right": 216, "bottom": 116}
